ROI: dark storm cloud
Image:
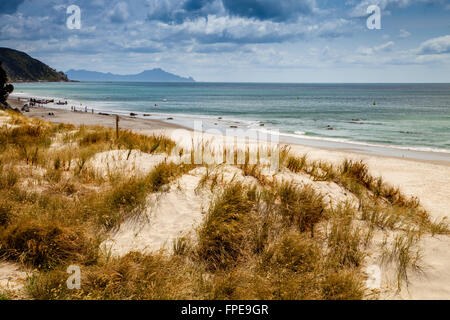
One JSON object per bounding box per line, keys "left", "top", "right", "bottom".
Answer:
{"left": 146, "top": 0, "right": 317, "bottom": 23}
{"left": 0, "top": 0, "right": 25, "bottom": 15}
{"left": 183, "top": 0, "right": 214, "bottom": 11}
{"left": 222, "top": 0, "right": 316, "bottom": 22}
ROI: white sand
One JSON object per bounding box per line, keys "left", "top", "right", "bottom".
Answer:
{"left": 0, "top": 110, "right": 18, "bottom": 129}
{"left": 87, "top": 150, "right": 169, "bottom": 177}
{"left": 397, "top": 235, "right": 450, "bottom": 299}
{"left": 103, "top": 167, "right": 211, "bottom": 255}
{"left": 0, "top": 262, "right": 29, "bottom": 298}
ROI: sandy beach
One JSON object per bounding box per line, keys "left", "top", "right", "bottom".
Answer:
{"left": 5, "top": 99, "right": 450, "bottom": 300}
{"left": 16, "top": 102, "right": 450, "bottom": 220}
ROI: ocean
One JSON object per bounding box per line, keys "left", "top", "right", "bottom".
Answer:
{"left": 12, "top": 82, "right": 450, "bottom": 156}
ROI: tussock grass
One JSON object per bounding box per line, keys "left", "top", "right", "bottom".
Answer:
{"left": 0, "top": 165, "right": 19, "bottom": 189}
{"left": 0, "top": 199, "right": 13, "bottom": 226}
{"left": 381, "top": 231, "right": 423, "bottom": 290}
{"left": 285, "top": 153, "right": 435, "bottom": 230}
{"left": 0, "top": 113, "right": 181, "bottom": 273}
{"left": 0, "top": 123, "right": 52, "bottom": 149}
{"left": 196, "top": 168, "right": 224, "bottom": 193}
{"left": 118, "top": 131, "right": 176, "bottom": 155}
{"left": 27, "top": 252, "right": 202, "bottom": 300}
{"left": 147, "top": 162, "right": 192, "bottom": 192}
{"left": 321, "top": 270, "right": 364, "bottom": 300}
{"left": 326, "top": 212, "right": 366, "bottom": 269}
{"left": 240, "top": 164, "right": 269, "bottom": 185}
{"left": 0, "top": 111, "right": 446, "bottom": 300}
{"left": 173, "top": 236, "right": 192, "bottom": 256}
{"left": 286, "top": 155, "right": 307, "bottom": 173}
{"left": 198, "top": 183, "right": 255, "bottom": 270}
{"left": 0, "top": 217, "right": 98, "bottom": 270}
{"left": 429, "top": 217, "right": 449, "bottom": 236}
{"left": 74, "top": 126, "right": 176, "bottom": 155}
{"left": 340, "top": 160, "right": 372, "bottom": 188}
{"left": 79, "top": 129, "right": 112, "bottom": 147}
{"left": 277, "top": 182, "right": 326, "bottom": 236}
{"left": 263, "top": 232, "right": 321, "bottom": 273}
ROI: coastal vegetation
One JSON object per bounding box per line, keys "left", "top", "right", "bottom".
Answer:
{"left": 0, "top": 62, "right": 14, "bottom": 108}
{"left": 0, "top": 47, "right": 69, "bottom": 82}
{"left": 0, "top": 110, "right": 447, "bottom": 300}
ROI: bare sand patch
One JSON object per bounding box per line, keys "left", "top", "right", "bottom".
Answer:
{"left": 102, "top": 167, "right": 211, "bottom": 256}
{"left": 0, "top": 262, "right": 29, "bottom": 298}
{"left": 87, "top": 150, "right": 170, "bottom": 177}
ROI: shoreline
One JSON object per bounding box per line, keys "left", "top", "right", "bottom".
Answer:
{"left": 9, "top": 90, "right": 450, "bottom": 162}
{"left": 11, "top": 101, "right": 449, "bottom": 219}
{"left": 9, "top": 95, "right": 450, "bottom": 166}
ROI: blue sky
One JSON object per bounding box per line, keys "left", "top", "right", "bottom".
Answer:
{"left": 0, "top": 0, "right": 449, "bottom": 82}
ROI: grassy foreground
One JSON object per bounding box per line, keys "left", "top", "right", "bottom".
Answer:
{"left": 0, "top": 110, "right": 447, "bottom": 300}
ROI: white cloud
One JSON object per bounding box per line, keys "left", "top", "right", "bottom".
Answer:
{"left": 357, "top": 41, "right": 395, "bottom": 55}
{"left": 348, "top": 0, "right": 442, "bottom": 17}
{"left": 399, "top": 29, "right": 411, "bottom": 38}
{"left": 152, "top": 14, "right": 353, "bottom": 44}
{"left": 418, "top": 35, "right": 450, "bottom": 54}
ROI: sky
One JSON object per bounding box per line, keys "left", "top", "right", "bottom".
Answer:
{"left": 0, "top": 0, "right": 449, "bottom": 82}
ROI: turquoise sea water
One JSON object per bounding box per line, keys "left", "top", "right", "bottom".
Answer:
{"left": 12, "top": 82, "right": 450, "bottom": 153}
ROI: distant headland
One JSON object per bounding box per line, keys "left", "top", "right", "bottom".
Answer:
{"left": 0, "top": 47, "right": 70, "bottom": 82}
{"left": 66, "top": 68, "right": 195, "bottom": 82}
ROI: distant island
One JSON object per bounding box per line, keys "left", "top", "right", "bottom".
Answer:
{"left": 0, "top": 47, "right": 69, "bottom": 82}
{"left": 66, "top": 68, "right": 195, "bottom": 82}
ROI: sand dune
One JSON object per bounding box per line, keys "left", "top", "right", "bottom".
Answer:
{"left": 15, "top": 106, "right": 450, "bottom": 300}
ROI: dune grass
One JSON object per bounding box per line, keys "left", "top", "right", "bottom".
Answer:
{"left": 197, "top": 183, "right": 255, "bottom": 270}
{"left": 0, "top": 111, "right": 447, "bottom": 299}
{"left": 0, "top": 112, "right": 183, "bottom": 270}
{"left": 0, "top": 291, "right": 9, "bottom": 300}
{"left": 282, "top": 152, "right": 450, "bottom": 290}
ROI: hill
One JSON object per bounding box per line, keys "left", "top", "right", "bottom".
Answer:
{"left": 66, "top": 68, "right": 195, "bottom": 82}
{"left": 0, "top": 47, "right": 69, "bottom": 82}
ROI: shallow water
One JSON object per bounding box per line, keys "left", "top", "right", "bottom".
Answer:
{"left": 13, "top": 82, "right": 450, "bottom": 154}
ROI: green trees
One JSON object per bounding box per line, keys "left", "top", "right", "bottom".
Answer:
{"left": 0, "top": 61, "right": 14, "bottom": 106}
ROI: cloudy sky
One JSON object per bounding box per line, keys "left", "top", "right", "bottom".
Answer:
{"left": 0, "top": 0, "right": 449, "bottom": 82}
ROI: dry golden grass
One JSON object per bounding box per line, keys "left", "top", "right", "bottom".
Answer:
{"left": 0, "top": 111, "right": 446, "bottom": 300}
{"left": 197, "top": 183, "right": 255, "bottom": 270}
{"left": 277, "top": 182, "right": 326, "bottom": 236}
